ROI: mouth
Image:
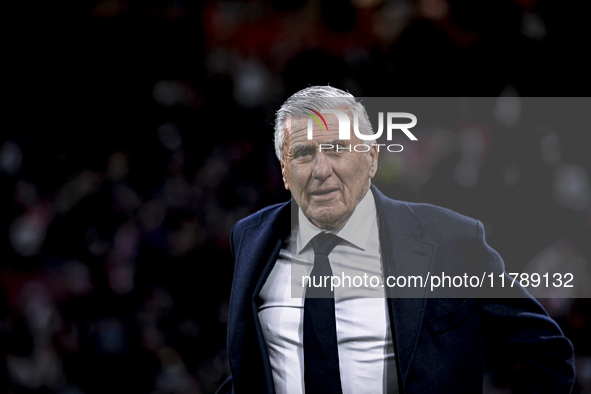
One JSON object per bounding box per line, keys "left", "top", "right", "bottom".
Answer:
{"left": 309, "top": 188, "right": 339, "bottom": 198}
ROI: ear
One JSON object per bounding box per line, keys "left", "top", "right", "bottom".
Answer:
{"left": 281, "top": 161, "right": 290, "bottom": 190}
{"left": 368, "top": 144, "right": 379, "bottom": 178}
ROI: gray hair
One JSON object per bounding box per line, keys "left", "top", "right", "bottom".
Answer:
{"left": 273, "top": 86, "right": 374, "bottom": 162}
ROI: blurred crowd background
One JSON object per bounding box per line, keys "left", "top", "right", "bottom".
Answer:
{"left": 3, "top": 0, "right": 591, "bottom": 393}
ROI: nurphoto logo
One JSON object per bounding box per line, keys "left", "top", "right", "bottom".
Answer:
{"left": 306, "top": 109, "right": 418, "bottom": 152}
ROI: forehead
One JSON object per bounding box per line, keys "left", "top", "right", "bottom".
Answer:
{"left": 285, "top": 113, "right": 344, "bottom": 145}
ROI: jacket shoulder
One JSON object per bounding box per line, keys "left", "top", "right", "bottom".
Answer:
{"left": 404, "top": 201, "right": 480, "bottom": 241}
{"left": 406, "top": 201, "right": 477, "bottom": 225}
{"left": 372, "top": 185, "right": 479, "bottom": 241}
{"left": 232, "top": 201, "right": 289, "bottom": 234}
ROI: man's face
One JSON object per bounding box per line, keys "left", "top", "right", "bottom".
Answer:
{"left": 281, "top": 112, "right": 378, "bottom": 230}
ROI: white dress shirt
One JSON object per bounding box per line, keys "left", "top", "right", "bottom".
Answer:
{"left": 257, "top": 190, "right": 398, "bottom": 394}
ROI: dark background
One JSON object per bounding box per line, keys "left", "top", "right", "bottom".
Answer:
{"left": 2, "top": 0, "right": 590, "bottom": 393}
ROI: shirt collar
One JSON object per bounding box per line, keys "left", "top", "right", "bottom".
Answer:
{"left": 297, "top": 188, "right": 377, "bottom": 254}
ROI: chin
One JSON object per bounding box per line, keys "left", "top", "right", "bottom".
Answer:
{"left": 307, "top": 208, "right": 346, "bottom": 227}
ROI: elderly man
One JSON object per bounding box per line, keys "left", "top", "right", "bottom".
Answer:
{"left": 218, "top": 86, "right": 575, "bottom": 394}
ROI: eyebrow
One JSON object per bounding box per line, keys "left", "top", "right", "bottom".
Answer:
{"left": 291, "top": 139, "right": 350, "bottom": 152}
{"left": 291, "top": 142, "right": 314, "bottom": 152}
{"left": 327, "top": 139, "right": 350, "bottom": 146}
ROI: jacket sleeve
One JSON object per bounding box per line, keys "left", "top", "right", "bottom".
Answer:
{"left": 215, "top": 225, "right": 240, "bottom": 394}
{"left": 474, "top": 220, "right": 575, "bottom": 393}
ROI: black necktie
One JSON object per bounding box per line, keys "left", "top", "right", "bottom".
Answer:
{"left": 304, "top": 232, "right": 343, "bottom": 394}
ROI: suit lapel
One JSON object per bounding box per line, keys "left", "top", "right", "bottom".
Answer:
{"left": 231, "top": 201, "right": 295, "bottom": 306}
{"left": 371, "top": 185, "right": 437, "bottom": 388}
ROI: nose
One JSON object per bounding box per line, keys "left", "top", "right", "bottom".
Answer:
{"left": 312, "top": 152, "right": 332, "bottom": 181}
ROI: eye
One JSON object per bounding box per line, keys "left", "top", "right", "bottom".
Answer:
{"left": 295, "top": 149, "right": 312, "bottom": 158}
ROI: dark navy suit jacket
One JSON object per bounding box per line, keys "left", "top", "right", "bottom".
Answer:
{"left": 219, "top": 185, "right": 575, "bottom": 393}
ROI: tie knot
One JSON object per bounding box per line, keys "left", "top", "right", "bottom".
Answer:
{"left": 310, "top": 233, "right": 341, "bottom": 256}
